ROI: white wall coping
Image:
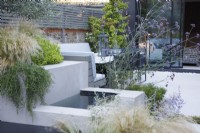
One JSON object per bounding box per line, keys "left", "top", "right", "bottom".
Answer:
{"left": 43, "top": 61, "right": 84, "bottom": 70}
{"left": 34, "top": 105, "right": 91, "bottom": 117}
{"left": 81, "top": 87, "right": 144, "bottom": 97}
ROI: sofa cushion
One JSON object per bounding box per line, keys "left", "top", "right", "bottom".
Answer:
{"left": 60, "top": 43, "right": 91, "bottom": 52}
{"left": 94, "top": 73, "right": 105, "bottom": 82}
{"left": 61, "top": 51, "right": 96, "bottom": 79}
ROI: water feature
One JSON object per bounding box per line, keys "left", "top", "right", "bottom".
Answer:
{"left": 51, "top": 91, "right": 117, "bottom": 109}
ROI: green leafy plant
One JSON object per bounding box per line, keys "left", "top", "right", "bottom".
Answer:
{"left": 0, "top": 27, "right": 40, "bottom": 69}
{"left": 32, "top": 37, "right": 63, "bottom": 65}
{"left": 192, "top": 116, "right": 200, "bottom": 124}
{"left": 127, "top": 83, "right": 166, "bottom": 104}
{"left": 86, "top": 0, "right": 128, "bottom": 51}
{"left": 0, "top": 62, "right": 52, "bottom": 115}
{"left": 0, "top": 0, "right": 52, "bottom": 19}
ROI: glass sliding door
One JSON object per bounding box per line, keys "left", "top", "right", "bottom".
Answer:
{"left": 169, "top": 0, "right": 184, "bottom": 68}
{"left": 139, "top": 0, "right": 184, "bottom": 68}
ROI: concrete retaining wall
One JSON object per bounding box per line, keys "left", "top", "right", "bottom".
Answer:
{"left": 0, "top": 61, "right": 145, "bottom": 133}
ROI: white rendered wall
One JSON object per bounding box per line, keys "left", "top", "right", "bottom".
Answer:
{"left": 0, "top": 61, "right": 89, "bottom": 129}
{"left": 0, "top": 61, "right": 145, "bottom": 133}
{"left": 43, "top": 61, "right": 88, "bottom": 104}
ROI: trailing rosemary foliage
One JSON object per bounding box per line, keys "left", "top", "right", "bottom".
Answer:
{"left": 0, "top": 62, "right": 52, "bottom": 115}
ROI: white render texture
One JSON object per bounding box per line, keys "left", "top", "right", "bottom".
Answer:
{"left": 43, "top": 61, "right": 88, "bottom": 104}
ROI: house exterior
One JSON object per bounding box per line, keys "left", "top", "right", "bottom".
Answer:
{"left": 141, "top": 0, "right": 200, "bottom": 68}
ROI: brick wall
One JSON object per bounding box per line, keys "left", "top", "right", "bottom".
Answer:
{"left": 44, "top": 28, "right": 89, "bottom": 43}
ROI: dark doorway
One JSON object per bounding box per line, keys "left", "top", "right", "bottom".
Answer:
{"left": 183, "top": 1, "right": 200, "bottom": 66}
{"left": 184, "top": 2, "right": 200, "bottom": 47}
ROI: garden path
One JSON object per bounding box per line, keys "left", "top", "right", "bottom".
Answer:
{"left": 143, "top": 71, "right": 200, "bottom": 116}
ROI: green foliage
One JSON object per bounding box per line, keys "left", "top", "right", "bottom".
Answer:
{"left": 0, "top": 62, "right": 52, "bottom": 115}
{"left": 86, "top": 0, "right": 128, "bottom": 51}
{"left": 85, "top": 17, "right": 102, "bottom": 52}
{"left": 0, "top": 27, "right": 40, "bottom": 69}
{"left": 0, "top": 0, "right": 52, "bottom": 19}
{"left": 32, "top": 37, "right": 63, "bottom": 65}
{"left": 192, "top": 116, "right": 200, "bottom": 124}
{"left": 127, "top": 83, "right": 166, "bottom": 103}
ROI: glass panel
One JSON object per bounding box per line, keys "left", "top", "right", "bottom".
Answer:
{"left": 170, "top": 0, "right": 184, "bottom": 68}
{"left": 139, "top": 0, "right": 184, "bottom": 68}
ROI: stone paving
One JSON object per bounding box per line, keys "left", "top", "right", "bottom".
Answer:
{"left": 143, "top": 71, "right": 200, "bottom": 116}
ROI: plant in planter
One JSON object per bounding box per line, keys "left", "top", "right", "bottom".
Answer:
{"left": 0, "top": 22, "right": 54, "bottom": 115}
{"left": 0, "top": 62, "right": 52, "bottom": 115}
{"left": 14, "top": 21, "right": 63, "bottom": 66}
{"left": 32, "top": 36, "right": 63, "bottom": 65}
{"left": 0, "top": 27, "right": 40, "bottom": 69}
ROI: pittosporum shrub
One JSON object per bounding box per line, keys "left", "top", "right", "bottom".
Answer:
{"left": 32, "top": 37, "right": 63, "bottom": 65}
{"left": 86, "top": 0, "right": 128, "bottom": 51}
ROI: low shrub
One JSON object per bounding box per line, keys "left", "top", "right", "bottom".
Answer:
{"left": 127, "top": 83, "right": 166, "bottom": 103}
{"left": 32, "top": 37, "right": 63, "bottom": 65}
{"left": 0, "top": 62, "right": 52, "bottom": 115}
{"left": 193, "top": 116, "right": 200, "bottom": 124}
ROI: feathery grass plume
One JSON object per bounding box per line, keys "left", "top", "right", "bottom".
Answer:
{"left": 54, "top": 122, "right": 80, "bottom": 133}
{"left": 90, "top": 102, "right": 198, "bottom": 133}
{"left": 16, "top": 20, "right": 43, "bottom": 37}
{"left": 0, "top": 27, "right": 40, "bottom": 69}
